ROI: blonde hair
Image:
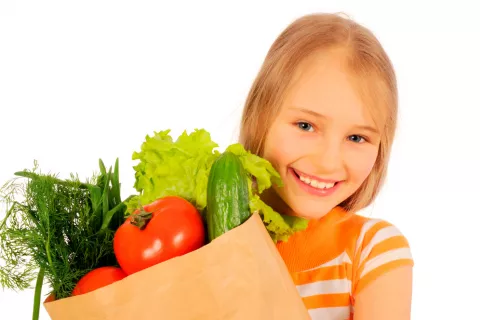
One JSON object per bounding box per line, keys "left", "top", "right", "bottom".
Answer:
{"left": 239, "top": 13, "right": 398, "bottom": 213}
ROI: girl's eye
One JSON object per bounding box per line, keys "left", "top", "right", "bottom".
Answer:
{"left": 348, "top": 135, "right": 367, "bottom": 143}
{"left": 297, "top": 122, "right": 314, "bottom": 132}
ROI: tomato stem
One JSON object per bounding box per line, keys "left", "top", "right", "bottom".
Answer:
{"left": 130, "top": 209, "right": 153, "bottom": 230}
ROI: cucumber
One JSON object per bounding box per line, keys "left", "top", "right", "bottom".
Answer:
{"left": 206, "top": 151, "right": 251, "bottom": 242}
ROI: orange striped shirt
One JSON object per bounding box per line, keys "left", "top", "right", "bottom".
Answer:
{"left": 276, "top": 206, "right": 414, "bottom": 319}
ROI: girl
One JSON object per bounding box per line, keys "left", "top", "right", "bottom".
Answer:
{"left": 239, "top": 13, "right": 414, "bottom": 320}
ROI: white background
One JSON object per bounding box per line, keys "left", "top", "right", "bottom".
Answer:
{"left": 1, "top": 1, "right": 479, "bottom": 319}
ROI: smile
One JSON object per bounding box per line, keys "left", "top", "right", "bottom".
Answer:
{"left": 298, "top": 174, "right": 336, "bottom": 189}
{"left": 289, "top": 168, "right": 342, "bottom": 197}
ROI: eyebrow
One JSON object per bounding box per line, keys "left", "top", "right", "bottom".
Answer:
{"left": 289, "top": 107, "right": 328, "bottom": 119}
{"left": 288, "top": 107, "right": 380, "bottom": 135}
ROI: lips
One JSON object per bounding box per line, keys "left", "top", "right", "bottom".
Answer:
{"left": 289, "top": 167, "right": 342, "bottom": 197}
{"left": 292, "top": 168, "right": 339, "bottom": 183}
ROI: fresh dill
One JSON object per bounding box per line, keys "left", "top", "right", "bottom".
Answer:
{"left": 0, "top": 159, "right": 134, "bottom": 319}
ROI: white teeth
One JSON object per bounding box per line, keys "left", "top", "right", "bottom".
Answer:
{"left": 298, "top": 174, "right": 335, "bottom": 189}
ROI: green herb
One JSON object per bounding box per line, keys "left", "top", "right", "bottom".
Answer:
{"left": 127, "top": 129, "right": 308, "bottom": 243}
{"left": 0, "top": 159, "right": 133, "bottom": 320}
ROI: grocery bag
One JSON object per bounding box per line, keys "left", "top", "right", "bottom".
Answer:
{"left": 44, "top": 212, "right": 311, "bottom": 320}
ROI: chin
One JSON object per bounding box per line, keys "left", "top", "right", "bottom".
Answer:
{"left": 270, "top": 181, "right": 345, "bottom": 220}
{"left": 289, "top": 202, "right": 334, "bottom": 220}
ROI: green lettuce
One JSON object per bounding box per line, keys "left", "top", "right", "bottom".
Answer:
{"left": 224, "top": 143, "right": 309, "bottom": 242}
{"left": 128, "top": 129, "right": 308, "bottom": 242}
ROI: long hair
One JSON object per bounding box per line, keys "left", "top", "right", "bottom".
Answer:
{"left": 239, "top": 13, "right": 398, "bottom": 212}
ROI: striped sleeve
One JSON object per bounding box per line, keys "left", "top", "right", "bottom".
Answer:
{"left": 352, "top": 219, "right": 414, "bottom": 295}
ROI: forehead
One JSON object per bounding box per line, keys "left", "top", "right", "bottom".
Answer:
{"left": 283, "top": 49, "right": 378, "bottom": 128}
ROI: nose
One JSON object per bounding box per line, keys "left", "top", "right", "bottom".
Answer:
{"left": 309, "top": 139, "right": 343, "bottom": 173}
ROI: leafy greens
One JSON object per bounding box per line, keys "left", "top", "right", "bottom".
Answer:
{"left": 0, "top": 159, "right": 133, "bottom": 319}
{"left": 128, "top": 129, "right": 308, "bottom": 242}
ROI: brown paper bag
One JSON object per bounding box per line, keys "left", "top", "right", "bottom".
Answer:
{"left": 44, "top": 213, "right": 311, "bottom": 320}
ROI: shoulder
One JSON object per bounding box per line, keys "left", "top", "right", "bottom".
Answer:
{"left": 347, "top": 215, "right": 414, "bottom": 296}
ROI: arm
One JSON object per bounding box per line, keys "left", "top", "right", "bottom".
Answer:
{"left": 353, "top": 265, "right": 413, "bottom": 320}
{"left": 352, "top": 219, "right": 414, "bottom": 319}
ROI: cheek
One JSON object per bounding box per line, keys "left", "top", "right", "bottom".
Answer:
{"left": 263, "top": 125, "right": 305, "bottom": 172}
{"left": 347, "top": 148, "right": 378, "bottom": 183}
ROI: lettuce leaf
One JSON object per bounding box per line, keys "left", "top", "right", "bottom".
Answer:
{"left": 129, "top": 129, "right": 219, "bottom": 210}
{"left": 129, "top": 129, "right": 308, "bottom": 242}
{"left": 224, "top": 143, "right": 309, "bottom": 242}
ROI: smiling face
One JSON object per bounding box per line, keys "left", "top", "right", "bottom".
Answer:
{"left": 262, "top": 49, "right": 382, "bottom": 219}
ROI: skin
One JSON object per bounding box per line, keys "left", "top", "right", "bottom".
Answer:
{"left": 263, "top": 48, "right": 380, "bottom": 220}
{"left": 354, "top": 266, "right": 413, "bottom": 320}
{"left": 262, "top": 48, "right": 413, "bottom": 319}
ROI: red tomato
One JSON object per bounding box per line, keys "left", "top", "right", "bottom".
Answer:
{"left": 113, "top": 196, "right": 205, "bottom": 275}
{"left": 71, "top": 266, "right": 127, "bottom": 296}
